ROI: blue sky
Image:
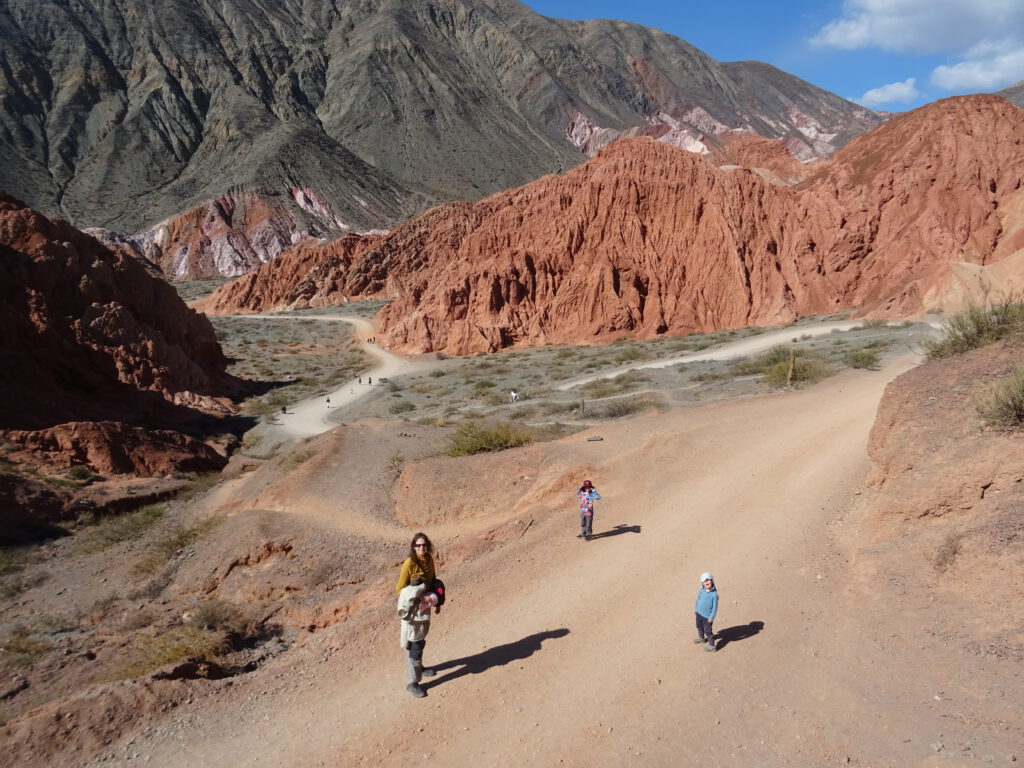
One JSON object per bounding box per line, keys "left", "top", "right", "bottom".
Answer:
{"left": 522, "top": 0, "right": 1024, "bottom": 111}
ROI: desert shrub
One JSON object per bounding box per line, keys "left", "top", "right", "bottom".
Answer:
{"left": 131, "top": 515, "right": 223, "bottom": 578}
{"left": 923, "top": 299, "right": 1024, "bottom": 360}
{"left": 727, "top": 345, "right": 794, "bottom": 377}
{"left": 473, "top": 379, "right": 497, "bottom": 390}
{"left": 282, "top": 447, "right": 316, "bottom": 469}
{"left": 614, "top": 346, "right": 647, "bottom": 363}
{"left": 67, "top": 465, "right": 96, "bottom": 482}
{"left": 117, "top": 625, "right": 230, "bottom": 679}
{"left": 587, "top": 395, "right": 660, "bottom": 419}
{"left": 1, "top": 626, "right": 54, "bottom": 669}
{"left": 386, "top": 452, "right": 405, "bottom": 482}
{"left": 429, "top": 369, "right": 446, "bottom": 378}
{"left": 858, "top": 318, "right": 890, "bottom": 329}
{"left": 447, "top": 422, "right": 533, "bottom": 456}
{"left": 190, "top": 599, "right": 256, "bottom": 636}
{"left": 77, "top": 504, "right": 167, "bottom": 553}
{"left": 389, "top": 401, "right": 416, "bottom": 414}
{"left": 844, "top": 348, "right": 881, "bottom": 369}
{"left": 763, "top": 357, "right": 832, "bottom": 389}
{"left": 934, "top": 532, "right": 962, "bottom": 572}
{"left": 977, "top": 367, "right": 1024, "bottom": 430}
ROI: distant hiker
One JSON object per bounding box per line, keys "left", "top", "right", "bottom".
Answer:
{"left": 281, "top": 406, "right": 287, "bottom": 415}
{"left": 694, "top": 572, "right": 719, "bottom": 652}
{"left": 510, "top": 390, "right": 518, "bottom": 403}
{"left": 368, "top": 376, "right": 372, "bottom": 385}
{"left": 396, "top": 533, "right": 439, "bottom": 604}
{"left": 326, "top": 397, "right": 331, "bottom": 408}
{"left": 358, "top": 377, "right": 362, "bottom": 384}
{"left": 398, "top": 576, "right": 439, "bottom": 698}
{"left": 576, "top": 480, "right": 601, "bottom": 540}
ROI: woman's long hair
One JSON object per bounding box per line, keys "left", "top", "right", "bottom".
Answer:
{"left": 408, "top": 532, "right": 434, "bottom": 562}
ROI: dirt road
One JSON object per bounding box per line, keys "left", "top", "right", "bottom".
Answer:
{"left": 244, "top": 315, "right": 429, "bottom": 439}
{"left": 81, "top": 346, "right": 1020, "bottom": 768}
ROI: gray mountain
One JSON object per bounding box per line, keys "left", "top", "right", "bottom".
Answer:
{"left": 996, "top": 80, "right": 1024, "bottom": 109}
{"left": 0, "top": 0, "right": 882, "bottom": 272}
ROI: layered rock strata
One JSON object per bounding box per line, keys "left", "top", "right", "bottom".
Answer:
{"left": 202, "top": 96, "right": 1024, "bottom": 355}
{"left": 0, "top": 193, "right": 245, "bottom": 477}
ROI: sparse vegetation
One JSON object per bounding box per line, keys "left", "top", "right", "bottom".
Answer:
{"left": 934, "top": 531, "right": 962, "bottom": 572}
{"left": 0, "top": 626, "right": 54, "bottom": 669}
{"left": 447, "top": 421, "right": 534, "bottom": 456}
{"left": 76, "top": 504, "right": 167, "bottom": 553}
{"left": 923, "top": 298, "right": 1024, "bottom": 360}
{"left": 844, "top": 347, "right": 881, "bottom": 369}
{"left": 131, "top": 515, "right": 224, "bottom": 578}
{"left": 976, "top": 366, "right": 1024, "bottom": 430}
{"left": 386, "top": 452, "right": 405, "bottom": 482}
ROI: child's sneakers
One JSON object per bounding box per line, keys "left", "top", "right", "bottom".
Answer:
{"left": 693, "top": 636, "right": 706, "bottom": 644}
{"left": 704, "top": 640, "right": 716, "bottom": 652}
{"left": 407, "top": 682, "right": 427, "bottom": 698}
{"left": 421, "top": 667, "right": 437, "bottom": 677}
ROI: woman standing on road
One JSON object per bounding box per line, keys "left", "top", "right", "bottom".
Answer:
{"left": 576, "top": 480, "right": 601, "bottom": 540}
{"left": 396, "top": 532, "right": 438, "bottom": 598}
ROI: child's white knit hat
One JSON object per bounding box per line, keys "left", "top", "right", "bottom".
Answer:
{"left": 700, "top": 572, "right": 714, "bottom": 583}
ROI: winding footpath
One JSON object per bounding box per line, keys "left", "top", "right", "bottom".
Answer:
{"left": 239, "top": 314, "right": 428, "bottom": 439}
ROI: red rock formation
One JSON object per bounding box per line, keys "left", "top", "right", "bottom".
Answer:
{"left": 5, "top": 422, "right": 227, "bottom": 476}
{"left": 195, "top": 233, "right": 383, "bottom": 314}
{"left": 0, "top": 193, "right": 247, "bottom": 485}
{"left": 202, "top": 95, "right": 1024, "bottom": 355}
{"left": 0, "top": 192, "right": 245, "bottom": 429}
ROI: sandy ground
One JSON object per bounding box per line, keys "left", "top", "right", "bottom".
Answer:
{"left": 71, "top": 340, "right": 1023, "bottom": 768}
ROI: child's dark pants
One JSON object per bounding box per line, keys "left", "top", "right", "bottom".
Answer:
{"left": 695, "top": 612, "right": 713, "bottom": 641}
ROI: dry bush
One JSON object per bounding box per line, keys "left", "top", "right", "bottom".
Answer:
{"left": 934, "top": 532, "right": 962, "bottom": 572}
{"left": 924, "top": 298, "right": 1024, "bottom": 360}
{"left": 447, "top": 421, "right": 533, "bottom": 456}
{"left": 976, "top": 367, "right": 1024, "bottom": 430}
{"left": 1, "top": 626, "right": 54, "bottom": 669}
{"left": 844, "top": 347, "right": 881, "bottom": 369}
{"left": 75, "top": 504, "right": 166, "bottom": 554}
{"left": 131, "top": 516, "right": 223, "bottom": 579}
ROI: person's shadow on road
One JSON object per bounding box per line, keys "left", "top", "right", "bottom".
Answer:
{"left": 714, "top": 620, "right": 765, "bottom": 651}
{"left": 424, "top": 629, "right": 570, "bottom": 690}
{"left": 588, "top": 524, "right": 641, "bottom": 540}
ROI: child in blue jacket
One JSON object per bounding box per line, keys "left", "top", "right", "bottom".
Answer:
{"left": 694, "top": 572, "right": 718, "bottom": 652}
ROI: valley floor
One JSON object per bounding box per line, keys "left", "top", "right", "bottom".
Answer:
{"left": 78, "top": 352, "right": 1022, "bottom": 767}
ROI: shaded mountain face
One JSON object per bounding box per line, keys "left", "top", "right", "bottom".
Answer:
{"left": 201, "top": 95, "right": 1024, "bottom": 354}
{"left": 0, "top": 0, "right": 880, "bottom": 277}
{"left": 0, "top": 192, "right": 249, "bottom": 478}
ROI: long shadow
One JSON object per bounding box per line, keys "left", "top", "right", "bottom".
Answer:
{"left": 588, "top": 524, "right": 641, "bottom": 540}
{"left": 714, "top": 620, "right": 765, "bottom": 651}
{"left": 424, "top": 629, "right": 569, "bottom": 690}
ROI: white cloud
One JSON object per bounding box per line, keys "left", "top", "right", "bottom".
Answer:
{"left": 931, "top": 39, "right": 1024, "bottom": 89}
{"left": 811, "top": 0, "right": 1024, "bottom": 55}
{"left": 856, "top": 77, "right": 920, "bottom": 107}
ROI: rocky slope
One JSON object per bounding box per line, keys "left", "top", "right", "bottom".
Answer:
{"left": 0, "top": 193, "right": 250, "bottom": 538}
{"left": 0, "top": 0, "right": 880, "bottom": 276}
{"left": 202, "top": 95, "right": 1024, "bottom": 354}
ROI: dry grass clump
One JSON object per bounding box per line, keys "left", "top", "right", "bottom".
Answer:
{"left": 447, "top": 421, "right": 533, "bottom": 456}
{"left": 763, "top": 356, "right": 832, "bottom": 389}
{"left": 0, "top": 625, "right": 54, "bottom": 669}
{"left": 585, "top": 394, "right": 662, "bottom": 419}
{"left": 934, "top": 531, "right": 962, "bottom": 572}
{"left": 75, "top": 504, "right": 167, "bottom": 553}
{"left": 131, "top": 515, "right": 224, "bottom": 578}
{"left": 976, "top": 366, "right": 1024, "bottom": 430}
{"left": 843, "top": 347, "right": 881, "bottom": 369}
{"left": 924, "top": 298, "right": 1024, "bottom": 360}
